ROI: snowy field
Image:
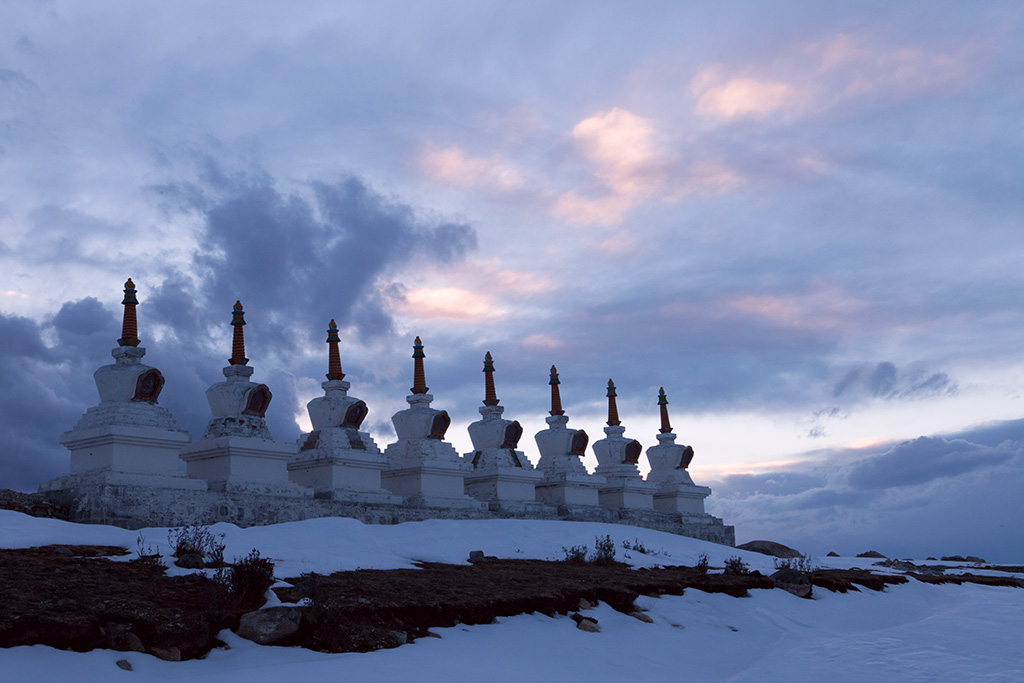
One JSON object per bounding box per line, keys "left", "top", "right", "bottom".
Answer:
{"left": 2, "top": 511, "right": 1022, "bottom": 682}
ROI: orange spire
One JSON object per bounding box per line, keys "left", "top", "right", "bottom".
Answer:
{"left": 326, "top": 319, "right": 345, "bottom": 380}
{"left": 549, "top": 365, "right": 564, "bottom": 416}
{"left": 606, "top": 379, "right": 620, "bottom": 426}
{"left": 658, "top": 387, "right": 672, "bottom": 434}
{"left": 228, "top": 300, "right": 248, "bottom": 366}
{"left": 118, "top": 278, "right": 140, "bottom": 347}
{"left": 411, "top": 336, "right": 428, "bottom": 394}
{"left": 482, "top": 352, "right": 499, "bottom": 406}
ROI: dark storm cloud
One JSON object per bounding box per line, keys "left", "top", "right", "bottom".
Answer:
{"left": 152, "top": 159, "right": 476, "bottom": 353}
{"left": 707, "top": 423, "right": 1024, "bottom": 561}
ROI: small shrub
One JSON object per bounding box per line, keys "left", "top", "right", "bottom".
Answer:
{"left": 167, "top": 524, "right": 226, "bottom": 567}
{"left": 220, "top": 549, "right": 276, "bottom": 608}
{"left": 695, "top": 553, "right": 709, "bottom": 573}
{"left": 774, "top": 556, "right": 816, "bottom": 572}
{"left": 724, "top": 555, "right": 750, "bottom": 575}
{"left": 590, "top": 535, "right": 616, "bottom": 565}
{"left": 562, "top": 544, "right": 589, "bottom": 563}
{"left": 622, "top": 538, "right": 661, "bottom": 555}
{"left": 134, "top": 532, "right": 159, "bottom": 560}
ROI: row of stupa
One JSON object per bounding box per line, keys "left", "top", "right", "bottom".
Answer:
{"left": 42, "top": 280, "right": 717, "bottom": 524}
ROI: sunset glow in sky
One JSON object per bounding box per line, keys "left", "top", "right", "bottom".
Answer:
{"left": 1, "top": 2, "right": 1022, "bottom": 559}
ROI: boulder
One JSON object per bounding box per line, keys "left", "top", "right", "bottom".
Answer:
{"left": 737, "top": 540, "right": 803, "bottom": 559}
{"left": 826, "top": 551, "right": 839, "bottom": 557}
{"left": 771, "top": 569, "right": 812, "bottom": 599}
{"left": 856, "top": 550, "right": 886, "bottom": 559}
{"left": 941, "top": 555, "right": 965, "bottom": 562}
{"left": 236, "top": 606, "right": 303, "bottom": 645}
{"left": 965, "top": 556, "right": 986, "bottom": 564}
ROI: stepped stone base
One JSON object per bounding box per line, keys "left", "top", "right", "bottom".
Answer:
{"left": 535, "top": 472, "right": 602, "bottom": 507}
{"left": 38, "top": 480, "right": 735, "bottom": 546}
{"left": 464, "top": 467, "right": 544, "bottom": 505}
{"left": 382, "top": 465, "right": 487, "bottom": 511}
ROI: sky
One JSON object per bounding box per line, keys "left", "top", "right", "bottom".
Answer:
{"left": 1, "top": 1, "right": 1022, "bottom": 560}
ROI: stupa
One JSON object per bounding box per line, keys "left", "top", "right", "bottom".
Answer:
{"left": 287, "top": 320, "right": 401, "bottom": 503}
{"left": 533, "top": 366, "right": 602, "bottom": 507}
{"left": 591, "top": 379, "right": 656, "bottom": 510}
{"left": 645, "top": 388, "right": 711, "bottom": 514}
{"left": 380, "top": 337, "right": 485, "bottom": 509}
{"left": 44, "top": 279, "right": 201, "bottom": 491}
{"left": 462, "top": 352, "right": 545, "bottom": 509}
{"left": 179, "top": 301, "right": 306, "bottom": 496}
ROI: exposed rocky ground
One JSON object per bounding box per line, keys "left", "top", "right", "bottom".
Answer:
{"left": 2, "top": 543, "right": 1021, "bottom": 660}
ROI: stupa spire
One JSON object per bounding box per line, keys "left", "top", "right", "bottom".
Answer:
{"left": 606, "top": 379, "right": 621, "bottom": 426}
{"left": 118, "top": 278, "right": 140, "bottom": 347}
{"left": 549, "top": 365, "right": 564, "bottom": 416}
{"left": 228, "top": 300, "right": 248, "bottom": 366}
{"left": 658, "top": 387, "right": 672, "bottom": 434}
{"left": 411, "top": 336, "right": 428, "bottom": 394}
{"left": 325, "top": 319, "right": 345, "bottom": 380}
{"left": 482, "top": 352, "right": 499, "bottom": 406}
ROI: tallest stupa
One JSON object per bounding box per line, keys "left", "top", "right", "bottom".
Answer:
{"left": 44, "top": 279, "right": 199, "bottom": 491}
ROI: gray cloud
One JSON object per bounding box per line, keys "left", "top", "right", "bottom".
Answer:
{"left": 833, "top": 361, "right": 955, "bottom": 401}
{"left": 707, "top": 424, "right": 1024, "bottom": 561}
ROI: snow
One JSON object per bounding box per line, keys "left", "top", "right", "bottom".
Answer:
{"left": 2, "top": 511, "right": 1022, "bottom": 682}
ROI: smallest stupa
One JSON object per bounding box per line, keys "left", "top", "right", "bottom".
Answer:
{"left": 591, "top": 379, "right": 656, "bottom": 510}
{"left": 179, "top": 301, "right": 306, "bottom": 496}
{"left": 463, "top": 352, "right": 545, "bottom": 509}
{"left": 287, "top": 320, "right": 401, "bottom": 503}
{"left": 534, "top": 366, "right": 603, "bottom": 508}
{"left": 45, "top": 279, "right": 200, "bottom": 495}
{"left": 380, "top": 337, "right": 485, "bottom": 509}
{"left": 645, "top": 388, "right": 711, "bottom": 515}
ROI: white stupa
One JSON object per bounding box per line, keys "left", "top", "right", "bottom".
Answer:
{"left": 380, "top": 337, "right": 485, "bottom": 509}
{"left": 179, "top": 301, "right": 306, "bottom": 496}
{"left": 287, "top": 320, "right": 401, "bottom": 504}
{"left": 533, "top": 365, "right": 602, "bottom": 507}
{"left": 591, "top": 379, "right": 656, "bottom": 510}
{"left": 645, "top": 388, "right": 711, "bottom": 514}
{"left": 41, "top": 279, "right": 201, "bottom": 494}
{"left": 462, "top": 352, "right": 544, "bottom": 509}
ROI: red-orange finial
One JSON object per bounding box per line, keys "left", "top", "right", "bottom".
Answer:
{"left": 482, "top": 352, "right": 499, "bottom": 406}
{"left": 549, "top": 365, "right": 564, "bottom": 416}
{"left": 228, "top": 300, "right": 248, "bottom": 366}
{"left": 411, "top": 336, "right": 428, "bottom": 394}
{"left": 658, "top": 387, "right": 672, "bottom": 434}
{"left": 606, "top": 379, "right": 620, "bottom": 426}
{"left": 118, "top": 278, "right": 141, "bottom": 347}
{"left": 326, "top": 319, "right": 345, "bottom": 380}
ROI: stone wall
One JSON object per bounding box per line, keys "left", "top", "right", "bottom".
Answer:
{"left": 42, "top": 476, "right": 735, "bottom": 547}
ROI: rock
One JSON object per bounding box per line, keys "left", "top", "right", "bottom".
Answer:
{"left": 174, "top": 553, "right": 205, "bottom": 569}
{"left": 575, "top": 617, "right": 600, "bottom": 633}
{"left": 771, "top": 569, "right": 813, "bottom": 599}
{"left": 149, "top": 646, "right": 181, "bottom": 662}
{"left": 926, "top": 557, "right": 937, "bottom": 561}
{"left": 236, "top": 606, "right": 303, "bottom": 645}
{"left": 571, "top": 612, "right": 598, "bottom": 625}
{"left": 856, "top": 550, "right": 886, "bottom": 559}
{"left": 941, "top": 555, "right": 965, "bottom": 562}
{"left": 578, "top": 598, "right": 594, "bottom": 610}
{"left": 737, "top": 540, "right": 803, "bottom": 559}
{"left": 387, "top": 630, "right": 408, "bottom": 646}
{"left": 826, "top": 551, "right": 839, "bottom": 557}
{"left": 965, "top": 556, "right": 986, "bottom": 564}
{"left": 126, "top": 632, "right": 145, "bottom": 653}
{"left": 51, "top": 546, "right": 74, "bottom": 556}
{"left": 468, "top": 550, "right": 485, "bottom": 563}
{"left": 115, "top": 659, "right": 133, "bottom": 671}
{"left": 630, "top": 611, "right": 654, "bottom": 623}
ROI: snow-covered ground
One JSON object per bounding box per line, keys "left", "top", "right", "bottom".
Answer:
{"left": 2, "top": 511, "right": 1022, "bottom": 682}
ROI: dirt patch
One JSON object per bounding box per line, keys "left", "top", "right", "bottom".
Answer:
{"left": 273, "top": 560, "right": 775, "bottom": 653}
{"left": 0, "top": 545, "right": 238, "bottom": 660}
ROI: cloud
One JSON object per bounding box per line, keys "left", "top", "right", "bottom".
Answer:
{"left": 693, "top": 72, "right": 801, "bottom": 120}
{"left": 707, "top": 425, "right": 1024, "bottom": 561}
{"left": 832, "top": 361, "right": 956, "bottom": 401}
{"left": 393, "top": 286, "right": 505, "bottom": 323}
{"left": 691, "top": 32, "right": 976, "bottom": 124}
{"left": 416, "top": 144, "right": 530, "bottom": 196}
